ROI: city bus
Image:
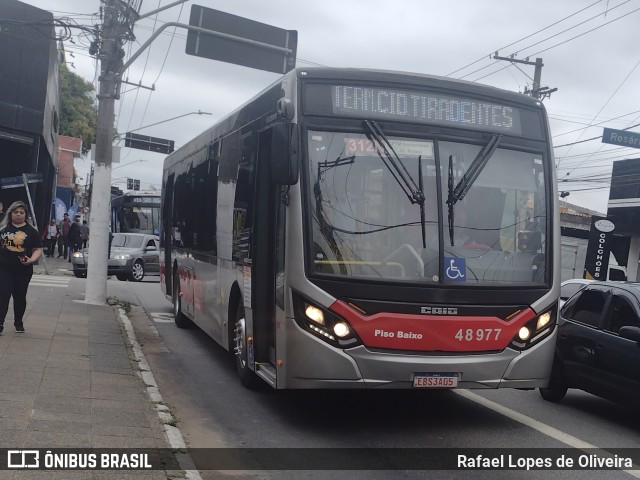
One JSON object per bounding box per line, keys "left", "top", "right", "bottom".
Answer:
{"left": 160, "top": 68, "right": 559, "bottom": 389}
{"left": 111, "top": 191, "right": 161, "bottom": 235}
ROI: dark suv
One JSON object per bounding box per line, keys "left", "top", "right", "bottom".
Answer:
{"left": 540, "top": 281, "right": 640, "bottom": 407}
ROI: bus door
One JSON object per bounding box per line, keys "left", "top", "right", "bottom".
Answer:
{"left": 162, "top": 173, "right": 174, "bottom": 295}
{"left": 250, "top": 128, "right": 280, "bottom": 377}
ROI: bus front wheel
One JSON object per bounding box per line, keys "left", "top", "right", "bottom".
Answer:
{"left": 233, "top": 303, "right": 261, "bottom": 389}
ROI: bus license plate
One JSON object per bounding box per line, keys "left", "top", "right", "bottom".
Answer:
{"left": 413, "top": 373, "right": 458, "bottom": 388}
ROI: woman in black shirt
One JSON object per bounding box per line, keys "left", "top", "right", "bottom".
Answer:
{"left": 0, "top": 201, "right": 43, "bottom": 334}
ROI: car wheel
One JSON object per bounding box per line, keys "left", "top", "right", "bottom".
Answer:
{"left": 233, "top": 302, "right": 261, "bottom": 389}
{"left": 129, "top": 260, "right": 145, "bottom": 282}
{"left": 539, "top": 361, "right": 568, "bottom": 403}
{"left": 73, "top": 271, "right": 86, "bottom": 278}
{"left": 116, "top": 274, "right": 128, "bottom": 281}
{"left": 173, "top": 271, "right": 191, "bottom": 329}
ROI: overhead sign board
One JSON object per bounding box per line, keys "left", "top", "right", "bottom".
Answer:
{"left": 0, "top": 173, "right": 43, "bottom": 189}
{"left": 185, "top": 5, "right": 297, "bottom": 74}
{"left": 601, "top": 127, "right": 640, "bottom": 149}
{"left": 124, "top": 132, "right": 175, "bottom": 154}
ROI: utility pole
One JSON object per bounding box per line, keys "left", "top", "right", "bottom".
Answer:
{"left": 84, "top": 0, "right": 139, "bottom": 304}
{"left": 83, "top": 0, "right": 291, "bottom": 304}
{"left": 493, "top": 53, "right": 557, "bottom": 101}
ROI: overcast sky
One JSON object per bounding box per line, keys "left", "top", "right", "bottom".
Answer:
{"left": 21, "top": 0, "right": 640, "bottom": 213}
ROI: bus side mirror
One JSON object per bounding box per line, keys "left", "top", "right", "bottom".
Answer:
{"left": 270, "top": 123, "right": 299, "bottom": 185}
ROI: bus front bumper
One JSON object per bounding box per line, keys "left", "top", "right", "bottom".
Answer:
{"left": 281, "top": 318, "right": 555, "bottom": 389}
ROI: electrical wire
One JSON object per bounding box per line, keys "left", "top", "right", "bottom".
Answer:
{"left": 555, "top": 58, "right": 640, "bottom": 173}
{"left": 446, "top": 0, "right": 604, "bottom": 77}
{"left": 471, "top": 5, "right": 640, "bottom": 82}
{"left": 138, "top": 3, "right": 186, "bottom": 129}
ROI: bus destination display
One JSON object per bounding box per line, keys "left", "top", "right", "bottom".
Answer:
{"left": 332, "top": 85, "right": 522, "bottom": 135}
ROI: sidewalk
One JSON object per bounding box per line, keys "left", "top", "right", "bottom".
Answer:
{"left": 38, "top": 252, "right": 75, "bottom": 277}
{"left": 0, "top": 255, "right": 187, "bottom": 478}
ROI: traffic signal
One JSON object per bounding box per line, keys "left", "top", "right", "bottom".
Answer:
{"left": 127, "top": 178, "right": 133, "bottom": 190}
{"left": 133, "top": 179, "right": 140, "bottom": 191}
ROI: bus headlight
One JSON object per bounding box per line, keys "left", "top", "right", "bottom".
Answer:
{"left": 293, "top": 292, "right": 361, "bottom": 348}
{"left": 536, "top": 311, "right": 551, "bottom": 330}
{"left": 510, "top": 306, "right": 557, "bottom": 350}
{"left": 518, "top": 326, "right": 531, "bottom": 341}
{"left": 304, "top": 305, "right": 324, "bottom": 325}
{"left": 333, "top": 322, "right": 351, "bottom": 338}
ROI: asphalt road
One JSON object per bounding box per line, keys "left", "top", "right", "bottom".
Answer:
{"left": 100, "top": 279, "right": 640, "bottom": 480}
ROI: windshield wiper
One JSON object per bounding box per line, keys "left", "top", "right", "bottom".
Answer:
{"left": 446, "top": 134, "right": 502, "bottom": 246}
{"left": 364, "top": 120, "right": 427, "bottom": 248}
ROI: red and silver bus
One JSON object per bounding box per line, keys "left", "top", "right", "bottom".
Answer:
{"left": 161, "top": 68, "right": 559, "bottom": 389}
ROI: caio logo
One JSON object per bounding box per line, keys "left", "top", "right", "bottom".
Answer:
{"left": 421, "top": 306, "right": 458, "bottom": 315}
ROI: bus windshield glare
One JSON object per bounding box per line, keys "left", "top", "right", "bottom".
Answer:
{"left": 307, "top": 129, "right": 547, "bottom": 285}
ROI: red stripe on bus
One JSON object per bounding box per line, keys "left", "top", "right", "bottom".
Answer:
{"left": 330, "top": 300, "right": 535, "bottom": 352}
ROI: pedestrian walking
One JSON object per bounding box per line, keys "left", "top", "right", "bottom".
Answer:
{"left": 45, "top": 218, "right": 58, "bottom": 257}
{"left": 0, "top": 201, "right": 43, "bottom": 334}
{"left": 58, "top": 213, "right": 70, "bottom": 259}
{"left": 80, "top": 220, "right": 90, "bottom": 248}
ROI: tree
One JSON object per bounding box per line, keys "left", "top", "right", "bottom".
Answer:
{"left": 59, "top": 63, "right": 96, "bottom": 154}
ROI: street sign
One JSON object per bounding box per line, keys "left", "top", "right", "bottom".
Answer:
{"left": 124, "top": 132, "right": 175, "bottom": 154}
{"left": 185, "top": 5, "right": 297, "bottom": 74}
{"left": 0, "top": 172, "right": 43, "bottom": 189}
{"left": 601, "top": 127, "right": 640, "bottom": 149}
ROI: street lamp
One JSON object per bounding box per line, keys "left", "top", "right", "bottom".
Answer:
{"left": 116, "top": 110, "right": 212, "bottom": 140}
{"left": 112, "top": 159, "right": 147, "bottom": 170}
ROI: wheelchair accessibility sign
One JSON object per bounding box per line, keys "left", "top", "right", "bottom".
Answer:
{"left": 445, "top": 257, "right": 466, "bottom": 281}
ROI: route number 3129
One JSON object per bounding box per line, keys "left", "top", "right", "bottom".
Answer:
{"left": 455, "top": 328, "right": 501, "bottom": 342}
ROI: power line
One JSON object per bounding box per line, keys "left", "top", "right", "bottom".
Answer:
{"left": 447, "top": 0, "right": 604, "bottom": 77}
{"left": 556, "top": 57, "right": 640, "bottom": 172}
{"left": 471, "top": 5, "right": 640, "bottom": 82}
{"left": 550, "top": 109, "right": 640, "bottom": 136}
{"left": 553, "top": 122, "right": 640, "bottom": 149}
{"left": 460, "top": 0, "right": 632, "bottom": 81}
{"left": 138, "top": 3, "right": 186, "bottom": 129}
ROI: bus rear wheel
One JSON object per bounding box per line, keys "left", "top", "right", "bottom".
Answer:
{"left": 173, "top": 272, "right": 191, "bottom": 329}
{"left": 233, "top": 303, "right": 261, "bottom": 389}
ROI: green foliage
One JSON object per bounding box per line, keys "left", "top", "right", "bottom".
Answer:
{"left": 59, "top": 63, "right": 96, "bottom": 154}
{"left": 106, "top": 296, "right": 135, "bottom": 314}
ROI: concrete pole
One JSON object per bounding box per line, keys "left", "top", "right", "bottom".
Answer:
{"left": 532, "top": 58, "right": 543, "bottom": 100}
{"left": 84, "top": 0, "right": 116, "bottom": 305}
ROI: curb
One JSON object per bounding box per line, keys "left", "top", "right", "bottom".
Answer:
{"left": 116, "top": 307, "right": 203, "bottom": 480}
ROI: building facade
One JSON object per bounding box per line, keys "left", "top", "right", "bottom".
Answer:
{"left": 0, "top": 0, "right": 59, "bottom": 230}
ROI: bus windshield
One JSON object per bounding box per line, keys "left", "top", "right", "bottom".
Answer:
{"left": 118, "top": 206, "right": 160, "bottom": 234}
{"left": 307, "top": 129, "right": 548, "bottom": 285}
